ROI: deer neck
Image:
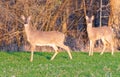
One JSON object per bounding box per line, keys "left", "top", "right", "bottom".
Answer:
{"left": 24, "top": 24, "right": 32, "bottom": 38}
{"left": 87, "top": 23, "right": 93, "bottom": 32}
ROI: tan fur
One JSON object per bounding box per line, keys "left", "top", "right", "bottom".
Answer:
{"left": 21, "top": 15, "right": 72, "bottom": 62}
{"left": 86, "top": 16, "right": 114, "bottom": 56}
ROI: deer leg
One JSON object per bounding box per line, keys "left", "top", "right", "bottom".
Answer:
{"left": 100, "top": 39, "right": 106, "bottom": 55}
{"left": 51, "top": 45, "right": 58, "bottom": 60}
{"left": 30, "top": 45, "right": 35, "bottom": 62}
{"left": 89, "top": 40, "right": 91, "bottom": 56}
{"left": 59, "top": 44, "right": 72, "bottom": 59}
{"left": 91, "top": 41, "right": 95, "bottom": 56}
{"left": 89, "top": 40, "right": 93, "bottom": 56}
{"left": 111, "top": 42, "right": 114, "bottom": 55}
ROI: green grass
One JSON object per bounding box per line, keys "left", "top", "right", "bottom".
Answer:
{"left": 0, "top": 51, "right": 120, "bottom": 77}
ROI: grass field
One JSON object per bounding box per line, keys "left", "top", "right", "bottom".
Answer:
{"left": 0, "top": 51, "right": 120, "bottom": 77}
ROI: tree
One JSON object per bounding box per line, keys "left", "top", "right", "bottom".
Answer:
{"left": 109, "top": 0, "right": 120, "bottom": 49}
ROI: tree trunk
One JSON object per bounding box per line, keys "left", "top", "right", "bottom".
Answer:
{"left": 109, "top": 0, "right": 120, "bottom": 49}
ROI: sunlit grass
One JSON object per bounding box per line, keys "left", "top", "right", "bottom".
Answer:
{"left": 0, "top": 51, "right": 120, "bottom": 77}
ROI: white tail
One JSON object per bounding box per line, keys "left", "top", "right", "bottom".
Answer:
{"left": 21, "top": 15, "right": 72, "bottom": 62}
{"left": 85, "top": 16, "right": 114, "bottom": 56}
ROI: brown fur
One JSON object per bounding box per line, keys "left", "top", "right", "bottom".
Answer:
{"left": 86, "top": 16, "right": 114, "bottom": 56}
{"left": 21, "top": 15, "right": 72, "bottom": 62}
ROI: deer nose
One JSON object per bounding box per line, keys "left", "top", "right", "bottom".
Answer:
{"left": 88, "top": 20, "right": 92, "bottom": 23}
{"left": 24, "top": 20, "right": 28, "bottom": 24}
{"left": 24, "top": 21, "right": 28, "bottom": 24}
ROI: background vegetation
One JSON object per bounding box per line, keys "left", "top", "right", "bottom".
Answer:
{"left": 0, "top": 0, "right": 120, "bottom": 51}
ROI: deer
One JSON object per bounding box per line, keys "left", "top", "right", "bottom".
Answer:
{"left": 21, "top": 15, "right": 72, "bottom": 62}
{"left": 85, "top": 15, "right": 114, "bottom": 56}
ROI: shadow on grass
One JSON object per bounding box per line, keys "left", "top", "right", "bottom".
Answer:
{"left": 46, "top": 56, "right": 51, "bottom": 60}
{"left": 34, "top": 52, "right": 53, "bottom": 60}
{"left": 3, "top": 51, "right": 51, "bottom": 61}
{"left": 81, "top": 52, "right": 88, "bottom": 55}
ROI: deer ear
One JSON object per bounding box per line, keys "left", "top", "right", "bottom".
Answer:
{"left": 91, "top": 16, "right": 94, "bottom": 20}
{"left": 21, "top": 15, "right": 25, "bottom": 20}
{"left": 85, "top": 16, "right": 89, "bottom": 20}
{"left": 28, "top": 16, "right": 32, "bottom": 21}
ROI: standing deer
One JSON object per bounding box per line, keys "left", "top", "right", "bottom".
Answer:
{"left": 85, "top": 15, "right": 114, "bottom": 56}
{"left": 21, "top": 15, "right": 72, "bottom": 62}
